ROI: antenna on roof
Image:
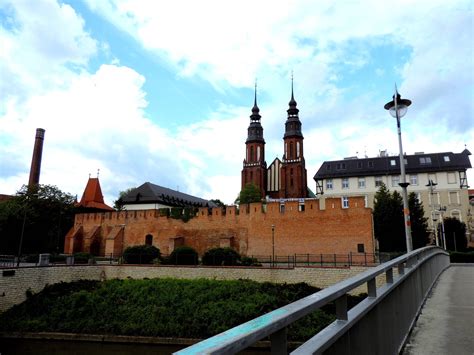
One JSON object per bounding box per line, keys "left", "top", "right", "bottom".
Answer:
{"left": 97, "top": 168, "right": 100, "bottom": 178}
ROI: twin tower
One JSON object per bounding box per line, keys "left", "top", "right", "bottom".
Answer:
{"left": 241, "top": 82, "right": 308, "bottom": 199}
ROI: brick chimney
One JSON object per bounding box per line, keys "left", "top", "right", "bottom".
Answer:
{"left": 28, "top": 128, "right": 45, "bottom": 187}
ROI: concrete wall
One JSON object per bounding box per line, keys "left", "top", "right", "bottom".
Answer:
{"left": 0, "top": 264, "right": 385, "bottom": 313}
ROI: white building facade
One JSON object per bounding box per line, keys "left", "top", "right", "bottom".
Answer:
{"left": 314, "top": 150, "right": 472, "bottom": 238}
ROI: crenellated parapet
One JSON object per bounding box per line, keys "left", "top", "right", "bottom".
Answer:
{"left": 66, "top": 196, "right": 373, "bottom": 258}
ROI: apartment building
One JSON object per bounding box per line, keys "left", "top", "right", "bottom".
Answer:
{"left": 313, "top": 149, "right": 472, "bottom": 234}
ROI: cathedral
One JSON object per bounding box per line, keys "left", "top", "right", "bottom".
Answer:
{"left": 241, "top": 81, "right": 309, "bottom": 199}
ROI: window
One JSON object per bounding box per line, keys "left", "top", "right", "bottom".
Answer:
{"left": 297, "top": 142, "right": 300, "bottom": 158}
{"left": 391, "top": 175, "right": 400, "bottom": 187}
{"left": 298, "top": 202, "right": 305, "bottom": 212}
{"left": 357, "top": 244, "right": 365, "bottom": 253}
{"left": 357, "top": 161, "right": 362, "bottom": 168}
{"left": 145, "top": 234, "right": 153, "bottom": 246}
{"left": 250, "top": 146, "right": 254, "bottom": 162}
{"left": 342, "top": 178, "right": 349, "bottom": 189}
{"left": 449, "top": 191, "right": 459, "bottom": 205}
{"left": 358, "top": 177, "right": 366, "bottom": 189}
{"left": 390, "top": 159, "right": 396, "bottom": 166}
{"left": 290, "top": 142, "right": 294, "bottom": 159}
{"left": 410, "top": 174, "right": 418, "bottom": 185}
{"left": 428, "top": 173, "right": 437, "bottom": 184}
{"left": 447, "top": 172, "right": 456, "bottom": 184}
{"left": 375, "top": 176, "right": 383, "bottom": 187}
{"left": 420, "top": 157, "right": 432, "bottom": 164}
{"left": 444, "top": 156, "right": 450, "bottom": 162}
{"left": 257, "top": 146, "right": 260, "bottom": 161}
{"left": 451, "top": 210, "right": 461, "bottom": 221}
{"left": 336, "top": 163, "right": 346, "bottom": 170}
{"left": 326, "top": 179, "right": 333, "bottom": 190}
{"left": 342, "top": 196, "right": 349, "bottom": 208}
{"left": 368, "top": 161, "right": 374, "bottom": 168}
{"left": 429, "top": 192, "right": 440, "bottom": 205}
{"left": 326, "top": 164, "right": 331, "bottom": 171}
{"left": 280, "top": 204, "right": 285, "bottom": 213}
{"left": 364, "top": 195, "right": 368, "bottom": 208}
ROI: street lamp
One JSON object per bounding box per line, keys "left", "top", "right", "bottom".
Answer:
{"left": 426, "top": 180, "right": 439, "bottom": 246}
{"left": 384, "top": 87, "right": 413, "bottom": 253}
{"left": 271, "top": 224, "right": 275, "bottom": 267}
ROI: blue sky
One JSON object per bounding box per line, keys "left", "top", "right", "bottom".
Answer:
{"left": 0, "top": 0, "right": 473, "bottom": 204}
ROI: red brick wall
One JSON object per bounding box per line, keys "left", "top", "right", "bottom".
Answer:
{"left": 65, "top": 197, "right": 374, "bottom": 257}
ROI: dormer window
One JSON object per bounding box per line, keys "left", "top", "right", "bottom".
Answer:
{"left": 444, "top": 156, "right": 450, "bottom": 162}
{"left": 420, "top": 157, "right": 432, "bottom": 164}
{"left": 390, "top": 159, "right": 396, "bottom": 166}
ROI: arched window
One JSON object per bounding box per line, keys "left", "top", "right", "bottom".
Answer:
{"left": 250, "top": 146, "right": 254, "bottom": 162}
{"left": 297, "top": 142, "right": 300, "bottom": 158}
{"left": 145, "top": 234, "right": 153, "bottom": 246}
{"left": 290, "top": 142, "right": 294, "bottom": 159}
{"left": 257, "top": 146, "right": 260, "bottom": 161}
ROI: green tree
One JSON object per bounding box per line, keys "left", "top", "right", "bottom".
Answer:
{"left": 235, "top": 183, "right": 262, "bottom": 205}
{"left": 0, "top": 184, "right": 76, "bottom": 255}
{"left": 209, "top": 199, "right": 225, "bottom": 208}
{"left": 113, "top": 187, "right": 136, "bottom": 210}
{"left": 409, "top": 192, "right": 430, "bottom": 249}
{"left": 373, "top": 184, "right": 430, "bottom": 252}
{"left": 373, "top": 183, "right": 405, "bottom": 252}
{"left": 443, "top": 217, "right": 467, "bottom": 251}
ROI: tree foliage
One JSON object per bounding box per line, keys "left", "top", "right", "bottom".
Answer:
{"left": 235, "top": 183, "right": 262, "bottom": 205}
{"left": 442, "top": 217, "right": 467, "bottom": 251}
{"left": 373, "top": 183, "right": 429, "bottom": 252}
{"left": 0, "top": 184, "right": 76, "bottom": 255}
{"left": 113, "top": 187, "right": 136, "bottom": 211}
{"left": 123, "top": 245, "right": 161, "bottom": 264}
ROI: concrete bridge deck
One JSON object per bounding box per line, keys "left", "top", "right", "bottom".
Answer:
{"left": 403, "top": 264, "right": 474, "bottom": 355}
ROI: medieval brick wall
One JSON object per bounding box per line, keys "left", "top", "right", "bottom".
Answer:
{"left": 64, "top": 197, "right": 374, "bottom": 257}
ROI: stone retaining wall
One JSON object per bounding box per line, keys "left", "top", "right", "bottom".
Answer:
{"left": 0, "top": 265, "right": 385, "bottom": 313}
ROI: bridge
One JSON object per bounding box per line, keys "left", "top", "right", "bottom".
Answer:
{"left": 175, "top": 247, "right": 473, "bottom": 354}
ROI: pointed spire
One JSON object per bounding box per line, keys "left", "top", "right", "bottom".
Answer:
{"left": 289, "top": 71, "right": 297, "bottom": 107}
{"left": 252, "top": 79, "right": 260, "bottom": 114}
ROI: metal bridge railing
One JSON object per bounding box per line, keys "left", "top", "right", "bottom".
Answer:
{"left": 175, "top": 246, "right": 449, "bottom": 355}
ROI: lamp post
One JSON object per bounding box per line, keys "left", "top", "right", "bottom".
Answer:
{"left": 426, "top": 180, "right": 439, "bottom": 246}
{"left": 384, "top": 87, "right": 413, "bottom": 253}
{"left": 271, "top": 224, "right": 275, "bottom": 267}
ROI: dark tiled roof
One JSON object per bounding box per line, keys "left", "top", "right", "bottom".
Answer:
{"left": 314, "top": 149, "right": 472, "bottom": 180}
{"left": 122, "top": 182, "right": 213, "bottom": 208}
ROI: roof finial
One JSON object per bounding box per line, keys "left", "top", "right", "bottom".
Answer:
{"left": 88, "top": 173, "right": 91, "bottom": 179}
{"left": 291, "top": 70, "right": 294, "bottom": 101}
{"left": 254, "top": 79, "right": 257, "bottom": 107}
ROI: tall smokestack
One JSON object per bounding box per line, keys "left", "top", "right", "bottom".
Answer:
{"left": 28, "top": 128, "right": 45, "bottom": 187}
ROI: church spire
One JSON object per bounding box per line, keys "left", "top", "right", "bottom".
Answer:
{"left": 251, "top": 80, "right": 260, "bottom": 117}
{"left": 285, "top": 74, "right": 302, "bottom": 137}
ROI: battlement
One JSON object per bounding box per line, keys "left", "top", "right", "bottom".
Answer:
{"left": 74, "top": 196, "right": 368, "bottom": 226}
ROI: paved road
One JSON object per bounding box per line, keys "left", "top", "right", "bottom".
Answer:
{"left": 403, "top": 264, "right": 474, "bottom": 355}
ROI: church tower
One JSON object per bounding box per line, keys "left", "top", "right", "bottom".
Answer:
{"left": 280, "top": 79, "right": 308, "bottom": 198}
{"left": 241, "top": 84, "right": 267, "bottom": 198}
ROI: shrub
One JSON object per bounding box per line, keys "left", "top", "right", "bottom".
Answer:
{"left": 202, "top": 247, "right": 241, "bottom": 266}
{"left": 122, "top": 245, "right": 161, "bottom": 264}
{"left": 240, "top": 256, "right": 261, "bottom": 266}
{"left": 158, "top": 208, "right": 170, "bottom": 217}
{"left": 450, "top": 251, "right": 474, "bottom": 263}
{"left": 169, "top": 246, "right": 198, "bottom": 265}
{"left": 73, "top": 252, "right": 94, "bottom": 264}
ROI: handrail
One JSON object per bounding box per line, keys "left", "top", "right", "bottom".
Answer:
{"left": 175, "top": 246, "right": 449, "bottom": 354}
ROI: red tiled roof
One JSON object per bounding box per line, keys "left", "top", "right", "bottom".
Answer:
{"left": 77, "top": 178, "right": 114, "bottom": 211}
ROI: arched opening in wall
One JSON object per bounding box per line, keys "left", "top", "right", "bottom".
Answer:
{"left": 90, "top": 238, "right": 101, "bottom": 256}
{"left": 297, "top": 141, "right": 300, "bottom": 158}
{"left": 145, "top": 234, "right": 153, "bottom": 246}
{"left": 250, "top": 146, "right": 254, "bottom": 162}
{"left": 290, "top": 142, "right": 294, "bottom": 159}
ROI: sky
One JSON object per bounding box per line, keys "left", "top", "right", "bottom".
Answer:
{"left": 0, "top": 0, "right": 473, "bottom": 205}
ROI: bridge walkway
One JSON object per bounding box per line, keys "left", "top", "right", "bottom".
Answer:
{"left": 403, "top": 264, "right": 474, "bottom": 355}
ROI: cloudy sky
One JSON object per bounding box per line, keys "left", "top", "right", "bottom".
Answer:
{"left": 1, "top": 0, "right": 473, "bottom": 205}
